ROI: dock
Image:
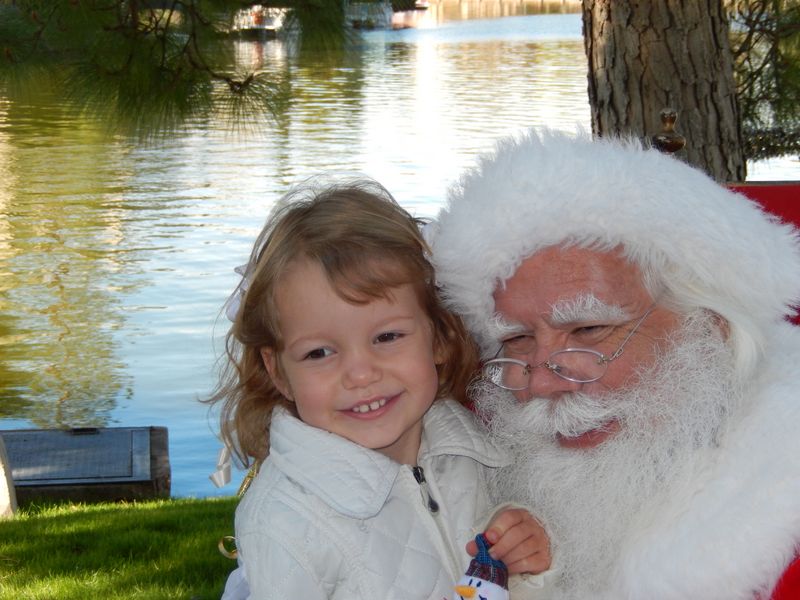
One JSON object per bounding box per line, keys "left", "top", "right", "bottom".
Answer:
{"left": 1, "top": 426, "right": 170, "bottom": 506}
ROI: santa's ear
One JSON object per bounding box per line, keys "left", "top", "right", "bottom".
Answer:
{"left": 261, "top": 348, "right": 293, "bottom": 401}
{"left": 710, "top": 311, "right": 731, "bottom": 341}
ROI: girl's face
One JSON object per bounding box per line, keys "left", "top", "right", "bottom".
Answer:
{"left": 262, "top": 259, "right": 442, "bottom": 464}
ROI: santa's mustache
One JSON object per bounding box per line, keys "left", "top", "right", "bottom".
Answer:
{"left": 473, "top": 379, "right": 638, "bottom": 447}
{"left": 508, "top": 391, "right": 624, "bottom": 439}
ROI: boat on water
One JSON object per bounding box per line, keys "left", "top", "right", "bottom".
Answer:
{"left": 230, "top": 2, "right": 402, "bottom": 34}
{"left": 345, "top": 0, "right": 394, "bottom": 30}
{"left": 231, "top": 5, "right": 287, "bottom": 39}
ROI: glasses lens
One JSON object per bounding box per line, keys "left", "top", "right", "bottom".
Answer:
{"left": 548, "top": 349, "right": 606, "bottom": 383}
{"left": 483, "top": 360, "right": 528, "bottom": 391}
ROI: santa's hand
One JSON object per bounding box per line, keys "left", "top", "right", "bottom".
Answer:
{"left": 467, "top": 508, "right": 551, "bottom": 575}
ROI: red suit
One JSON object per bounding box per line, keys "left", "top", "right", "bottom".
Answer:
{"left": 733, "top": 180, "right": 800, "bottom": 600}
{"left": 771, "top": 555, "right": 800, "bottom": 600}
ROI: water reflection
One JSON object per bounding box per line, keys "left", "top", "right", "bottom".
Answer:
{"left": 0, "top": 98, "right": 135, "bottom": 427}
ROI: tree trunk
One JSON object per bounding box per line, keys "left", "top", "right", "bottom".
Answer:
{"left": 582, "top": 0, "right": 746, "bottom": 182}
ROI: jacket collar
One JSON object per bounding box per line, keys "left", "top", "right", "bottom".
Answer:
{"left": 268, "top": 400, "right": 506, "bottom": 519}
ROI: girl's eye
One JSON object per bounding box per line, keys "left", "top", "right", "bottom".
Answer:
{"left": 375, "top": 331, "right": 403, "bottom": 344}
{"left": 304, "top": 347, "right": 333, "bottom": 360}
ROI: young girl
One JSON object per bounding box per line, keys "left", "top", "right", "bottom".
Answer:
{"left": 210, "top": 178, "right": 549, "bottom": 599}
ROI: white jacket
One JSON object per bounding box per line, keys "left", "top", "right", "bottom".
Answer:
{"left": 232, "top": 399, "right": 510, "bottom": 600}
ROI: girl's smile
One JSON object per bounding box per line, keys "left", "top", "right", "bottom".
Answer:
{"left": 347, "top": 394, "right": 393, "bottom": 415}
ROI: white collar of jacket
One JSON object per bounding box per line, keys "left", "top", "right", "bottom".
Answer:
{"left": 268, "top": 399, "right": 508, "bottom": 520}
{"left": 612, "top": 324, "right": 800, "bottom": 599}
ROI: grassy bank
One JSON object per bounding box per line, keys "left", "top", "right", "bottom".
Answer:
{"left": 0, "top": 497, "right": 239, "bottom": 600}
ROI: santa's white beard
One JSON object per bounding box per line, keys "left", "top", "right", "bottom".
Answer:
{"left": 475, "top": 313, "right": 742, "bottom": 599}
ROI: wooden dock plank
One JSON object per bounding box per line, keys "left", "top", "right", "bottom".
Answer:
{"left": 0, "top": 426, "right": 170, "bottom": 506}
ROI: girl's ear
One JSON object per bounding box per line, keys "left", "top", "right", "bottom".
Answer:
{"left": 261, "top": 348, "right": 293, "bottom": 401}
{"left": 433, "top": 328, "right": 448, "bottom": 366}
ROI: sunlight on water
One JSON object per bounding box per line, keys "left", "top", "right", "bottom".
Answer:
{"left": 0, "top": 9, "right": 796, "bottom": 497}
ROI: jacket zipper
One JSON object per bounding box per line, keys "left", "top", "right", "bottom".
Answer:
{"left": 410, "top": 464, "right": 464, "bottom": 580}
{"left": 412, "top": 465, "right": 440, "bottom": 513}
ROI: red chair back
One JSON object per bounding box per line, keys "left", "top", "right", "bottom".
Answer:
{"left": 728, "top": 182, "right": 800, "bottom": 323}
{"left": 728, "top": 182, "right": 800, "bottom": 224}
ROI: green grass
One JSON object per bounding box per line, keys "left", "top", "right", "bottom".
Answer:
{"left": 0, "top": 497, "right": 240, "bottom": 600}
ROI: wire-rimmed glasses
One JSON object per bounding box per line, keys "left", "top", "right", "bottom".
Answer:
{"left": 482, "top": 305, "right": 656, "bottom": 390}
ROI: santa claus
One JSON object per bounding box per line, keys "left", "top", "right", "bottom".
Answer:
{"left": 430, "top": 130, "right": 800, "bottom": 600}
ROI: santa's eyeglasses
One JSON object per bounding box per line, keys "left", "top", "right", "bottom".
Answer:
{"left": 481, "top": 305, "right": 655, "bottom": 390}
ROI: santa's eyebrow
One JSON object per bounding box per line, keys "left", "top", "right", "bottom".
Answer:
{"left": 487, "top": 312, "right": 526, "bottom": 340}
{"left": 549, "top": 294, "right": 629, "bottom": 325}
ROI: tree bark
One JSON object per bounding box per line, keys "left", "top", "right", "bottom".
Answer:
{"left": 582, "top": 0, "right": 746, "bottom": 182}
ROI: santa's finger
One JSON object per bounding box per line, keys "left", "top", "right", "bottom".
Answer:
{"left": 505, "top": 551, "right": 552, "bottom": 575}
{"left": 483, "top": 508, "right": 529, "bottom": 543}
{"left": 487, "top": 519, "right": 547, "bottom": 559}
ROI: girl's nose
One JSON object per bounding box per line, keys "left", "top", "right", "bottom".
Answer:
{"left": 342, "top": 353, "right": 381, "bottom": 389}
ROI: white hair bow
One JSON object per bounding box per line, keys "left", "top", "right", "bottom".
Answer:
{"left": 209, "top": 446, "right": 232, "bottom": 488}
{"left": 224, "top": 264, "right": 251, "bottom": 323}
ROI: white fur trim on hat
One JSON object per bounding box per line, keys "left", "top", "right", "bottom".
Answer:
{"left": 430, "top": 129, "right": 800, "bottom": 370}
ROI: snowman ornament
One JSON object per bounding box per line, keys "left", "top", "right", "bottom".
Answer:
{"left": 452, "top": 533, "right": 509, "bottom": 600}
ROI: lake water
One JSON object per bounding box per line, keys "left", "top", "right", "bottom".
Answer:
{"left": 1, "top": 5, "right": 797, "bottom": 498}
